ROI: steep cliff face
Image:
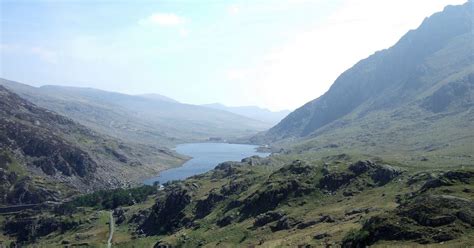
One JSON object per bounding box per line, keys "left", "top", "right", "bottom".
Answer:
{"left": 0, "top": 86, "right": 184, "bottom": 205}
{"left": 261, "top": 2, "right": 473, "bottom": 141}
{"left": 0, "top": 85, "right": 98, "bottom": 177}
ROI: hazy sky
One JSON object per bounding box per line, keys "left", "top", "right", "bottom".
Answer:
{"left": 0, "top": 0, "right": 467, "bottom": 111}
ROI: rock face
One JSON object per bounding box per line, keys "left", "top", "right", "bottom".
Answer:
{"left": 254, "top": 211, "right": 285, "bottom": 227}
{"left": 240, "top": 161, "right": 318, "bottom": 216}
{"left": 321, "top": 160, "right": 403, "bottom": 192}
{"left": 0, "top": 86, "right": 97, "bottom": 178}
{"left": 0, "top": 85, "right": 183, "bottom": 204}
{"left": 4, "top": 215, "right": 78, "bottom": 243}
{"left": 270, "top": 216, "right": 299, "bottom": 232}
{"left": 194, "top": 191, "right": 226, "bottom": 219}
{"left": 6, "top": 179, "right": 61, "bottom": 205}
{"left": 348, "top": 160, "right": 375, "bottom": 175}
{"left": 319, "top": 172, "right": 355, "bottom": 192}
{"left": 422, "top": 75, "right": 474, "bottom": 113}
{"left": 370, "top": 164, "right": 403, "bottom": 186}
{"left": 113, "top": 208, "right": 127, "bottom": 225}
{"left": 420, "top": 170, "right": 474, "bottom": 192}
{"left": 344, "top": 193, "right": 474, "bottom": 246}
{"left": 255, "top": 1, "right": 473, "bottom": 146}
{"left": 0, "top": 160, "right": 61, "bottom": 205}
{"left": 141, "top": 184, "right": 194, "bottom": 235}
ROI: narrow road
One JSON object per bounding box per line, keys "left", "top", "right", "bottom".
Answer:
{"left": 107, "top": 211, "right": 114, "bottom": 248}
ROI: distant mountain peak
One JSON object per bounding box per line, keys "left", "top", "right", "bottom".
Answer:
{"left": 258, "top": 1, "right": 473, "bottom": 142}
{"left": 202, "top": 103, "right": 291, "bottom": 125}
{"left": 137, "top": 93, "right": 179, "bottom": 103}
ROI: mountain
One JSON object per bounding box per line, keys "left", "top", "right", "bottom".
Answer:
{"left": 202, "top": 103, "right": 291, "bottom": 125}
{"left": 137, "top": 93, "right": 179, "bottom": 103}
{"left": 256, "top": 1, "right": 473, "bottom": 162}
{"left": 0, "top": 80, "right": 271, "bottom": 147}
{"left": 0, "top": 86, "right": 185, "bottom": 205}
{"left": 1, "top": 3, "right": 474, "bottom": 247}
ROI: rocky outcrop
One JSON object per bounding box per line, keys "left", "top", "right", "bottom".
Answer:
{"left": 254, "top": 211, "right": 285, "bottom": 227}
{"left": 239, "top": 160, "right": 318, "bottom": 216}
{"left": 370, "top": 164, "right": 403, "bottom": 186}
{"left": 420, "top": 170, "right": 474, "bottom": 192}
{"left": 141, "top": 185, "right": 194, "bottom": 235}
{"left": 276, "top": 160, "right": 316, "bottom": 175}
{"left": 343, "top": 194, "right": 474, "bottom": 246}
{"left": 211, "top": 162, "right": 242, "bottom": 179}
{"left": 0, "top": 165, "right": 61, "bottom": 205}
{"left": 296, "top": 215, "right": 336, "bottom": 230}
{"left": 241, "top": 156, "right": 268, "bottom": 166}
{"left": 194, "top": 191, "right": 226, "bottom": 219}
{"left": 6, "top": 179, "right": 60, "bottom": 205}
{"left": 0, "top": 86, "right": 98, "bottom": 178}
{"left": 113, "top": 207, "right": 127, "bottom": 225}
{"left": 319, "top": 172, "right": 355, "bottom": 192}
{"left": 270, "top": 216, "right": 299, "bottom": 232}
{"left": 216, "top": 214, "right": 236, "bottom": 227}
{"left": 220, "top": 179, "right": 253, "bottom": 196}
{"left": 4, "top": 215, "right": 79, "bottom": 243}
{"left": 348, "top": 160, "right": 404, "bottom": 186}
{"left": 422, "top": 75, "right": 474, "bottom": 113}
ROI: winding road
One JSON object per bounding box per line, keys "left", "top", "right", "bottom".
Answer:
{"left": 107, "top": 211, "right": 114, "bottom": 248}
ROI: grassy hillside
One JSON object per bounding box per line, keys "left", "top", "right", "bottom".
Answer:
{"left": 2, "top": 155, "right": 472, "bottom": 247}
{"left": 0, "top": 2, "right": 472, "bottom": 247}
{"left": 0, "top": 80, "right": 270, "bottom": 147}
{"left": 257, "top": 2, "right": 473, "bottom": 147}
{"left": 0, "top": 86, "right": 186, "bottom": 205}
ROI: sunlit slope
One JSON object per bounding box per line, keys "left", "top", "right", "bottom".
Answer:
{"left": 256, "top": 2, "right": 473, "bottom": 163}
{"left": 0, "top": 79, "right": 270, "bottom": 147}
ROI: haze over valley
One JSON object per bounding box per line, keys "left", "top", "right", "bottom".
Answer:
{"left": 0, "top": 1, "right": 473, "bottom": 247}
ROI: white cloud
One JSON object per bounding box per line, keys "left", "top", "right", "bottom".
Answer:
{"left": 139, "top": 13, "right": 186, "bottom": 27}
{"left": 228, "top": 5, "right": 240, "bottom": 15}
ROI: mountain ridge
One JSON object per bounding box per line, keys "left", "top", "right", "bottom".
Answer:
{"left": 0, "top": 85, "right": 186, "bottom": 205}
{"left": 202, "top": 103, "right": 291, "bottom": 125}
{"left": 257, "top": 1, "right": 473, "bottom": 143}
{"left": 0, "top": 79, "right": 271, "bottom": 147}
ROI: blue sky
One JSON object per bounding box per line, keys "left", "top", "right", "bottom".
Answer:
{"left": 0, "top": 0, "right": 467, "bottom": 111}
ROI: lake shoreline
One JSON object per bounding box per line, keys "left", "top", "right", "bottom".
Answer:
{"left": 143, "top": 143, "right": 270, "bottom": 185}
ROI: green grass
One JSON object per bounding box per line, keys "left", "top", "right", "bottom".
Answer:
{"left": 3, "top": 153, "right": 473, "bottom": 247}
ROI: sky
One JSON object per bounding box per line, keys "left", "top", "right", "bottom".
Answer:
{"left": 0, "top": 0, "right": 467, "bottom": 111}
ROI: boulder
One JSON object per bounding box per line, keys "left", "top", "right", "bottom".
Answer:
{"left": 216, "top": 215, "right": 235, "bottom": 227}
{"left": 370, "top": 164, "right": 403, "bottom": 186}
{"left": 348, "top": 160, "right": 375, "bottom": 175}
{"left": 319, "top": 172, "right": 355, "bottom": 191}
{"left": 314, "top": 232, "right": 331, "bottom": 240}
{"left": 254, "top": 211, "right": 285, "bottom": 227}
{"left": 195, "top": 192, "right": 226, "bottom": 219}
{"left": 270, "top": 216, "right": 299, "bottom": 232}
{"left": 113, "top": 207, "right": 126, "bottom": 225}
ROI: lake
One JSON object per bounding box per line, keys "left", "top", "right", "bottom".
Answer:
{"left": 143, "top": 143, "right": 270, "bottom": 185}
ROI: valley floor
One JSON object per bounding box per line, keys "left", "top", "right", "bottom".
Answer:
{"left": 1, "top": 152, "right": 473, "bottom": 247}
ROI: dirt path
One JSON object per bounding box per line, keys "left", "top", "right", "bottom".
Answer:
{"left": 107, "top": 211, "right": 114, "bottom": 248}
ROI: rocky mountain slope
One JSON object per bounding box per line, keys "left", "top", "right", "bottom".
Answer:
{"left": 256, "top": 1, "right": 473, "bottom": 152}
{"left": 0, "top": 80, "right": 270, "bottom": 147}
{"left": 2, "top": 155, "right": 472, "bottom": 247}
{"left": 202, "top": 103, "right": 291, "bottom": 125}
{"left": 0, "top": 86, "right": 185, "bottom": 205}
{"left": 0, "top": 2, "right": 473, "bottom": 248}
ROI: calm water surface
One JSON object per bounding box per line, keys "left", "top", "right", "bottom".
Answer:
{"left": 143, "top": 143, "right": 270, "bottom": 185}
